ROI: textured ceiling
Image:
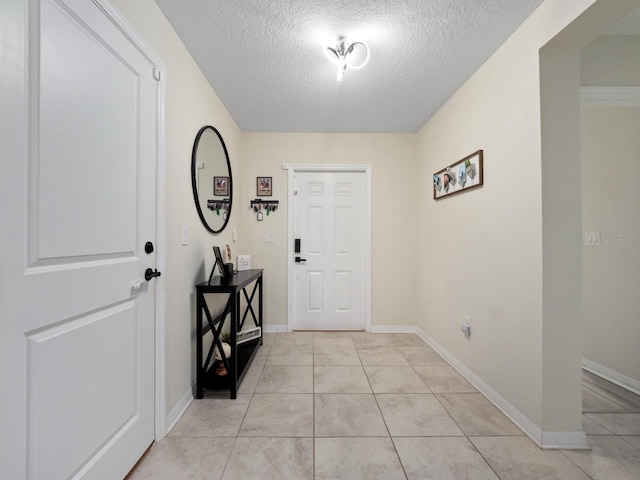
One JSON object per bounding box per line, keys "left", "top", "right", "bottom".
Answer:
{"left": 155, "top": 0, "right": 546, "bottom": 133}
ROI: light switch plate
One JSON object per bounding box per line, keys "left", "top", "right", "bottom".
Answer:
{"left": 264, "top": 232, "right": 276, "bottom": 243}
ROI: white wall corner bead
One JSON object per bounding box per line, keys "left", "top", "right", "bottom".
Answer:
{"left": 236, "top": 255, "right": 251, "bottom": 271}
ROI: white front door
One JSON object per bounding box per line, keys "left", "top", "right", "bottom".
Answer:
{"left": 0, "top": 1, "right": 159, "bottom": 478}
{"left": 291, "top": 169, "right": 369, "bottom": 330}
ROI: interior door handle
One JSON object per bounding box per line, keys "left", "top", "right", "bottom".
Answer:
{"left": 145, "top": 268, "right": 162, "bottom": 281}
{"left": 295, "top": 256, "right": 306, "bottom": 263}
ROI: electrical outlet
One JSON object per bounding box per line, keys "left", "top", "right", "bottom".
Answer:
{"left": 264, "top": 232, "right": 276, "bottom": 243}
{"left": 461, "top": 315, "right": 471, "bottom": 336}
{"left": 585, "top": 231, "right": 600, "bottom": 246}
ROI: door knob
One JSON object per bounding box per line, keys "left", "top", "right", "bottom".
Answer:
{"left": 145, "top": 268, "right": 162, "bottom": 281}
{"left": 295, "top": 256, "right": 306, "bottom": 263}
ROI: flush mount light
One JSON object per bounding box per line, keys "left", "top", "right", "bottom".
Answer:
{"left": 325, "top": 36, "right": 369, "bottom": 81}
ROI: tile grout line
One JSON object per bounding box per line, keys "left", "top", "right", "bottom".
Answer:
{"left": 399, "top": 337, "right": 504, "bottom": 480}
{"left": 145, "top": 332, "right": 640, "bottom": 479}
{"left": 358, "top": 332, "right": 410, "bottom": 479}
{"left": 557, "top": 448, "right": 596, "bottom": 480}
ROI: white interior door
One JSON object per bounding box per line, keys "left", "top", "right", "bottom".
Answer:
{"left": 292, "top": 170, "right": 367, "bottom": 330}
{"left": 0, "top": 1, "right": 159, "bottom": 478}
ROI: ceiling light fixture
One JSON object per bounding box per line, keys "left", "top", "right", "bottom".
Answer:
{"left": 325, "top": 37, "right": 369, "bottom": 81}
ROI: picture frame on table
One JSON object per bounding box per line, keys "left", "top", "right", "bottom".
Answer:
{"left": 208, "top": 245, "right": 228, "bottom": 285}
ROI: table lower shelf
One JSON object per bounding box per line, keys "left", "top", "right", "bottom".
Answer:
{"left": 201, "top": 338, "right": 261, "bottom": 392}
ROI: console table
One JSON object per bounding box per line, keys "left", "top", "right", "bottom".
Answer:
{"left": 195, "top": 269, "right": 263, "bottom": 399}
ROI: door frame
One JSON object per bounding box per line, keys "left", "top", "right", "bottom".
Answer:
{"left": 98, "top": 0, "right": 167, "bottom": 441}
{"left": 283, "top": 164, "right": 372, "bottom": 332}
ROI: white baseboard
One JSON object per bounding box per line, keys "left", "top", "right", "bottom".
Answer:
{"left": 274, "top": 324, "right": 415, "bottom": 334}
{"left": 371, "top": 325, "right": 417, "bottom": 333}
{"left": 541, "top": 431, "right": 589, "bottom": 450}
{"left": 415, "top": 327, "right": 588, "bottom": 450}
{"left": 263, "top": 324, "right": 288, "bottom": 333}
{"left": 164, "top": 385, "right": 195, "bottom": 435}
{"left": 582, "top": 358, "right": 640, "bottom": 396}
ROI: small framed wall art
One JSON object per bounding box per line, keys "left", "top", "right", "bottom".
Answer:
{"left": 214, "top": 176, "right": 229, "bottom": 196}
{"left": 257, "top": 176, "right": 272, "bottom": 196}
{"left": 433, "top": 150, "right": 483, "bottom": 200}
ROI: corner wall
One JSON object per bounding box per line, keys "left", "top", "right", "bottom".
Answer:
{"left": 580, "top": 35, "right": 640, "bottom": 389}
{"left": 539, "top": 46, "right": 583, "bottom": 440}
{"left": 415, "top": 7, "right": 546, "bottom": 432}
{"left": 416, "top": 0, "right": 638, "bottom": 446}
{"left": 581, "top": 105, "right": 640, "bottom": 388}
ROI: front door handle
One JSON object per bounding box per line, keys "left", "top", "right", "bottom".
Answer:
{"left": 145, "top": 268, "right": 162, "bottom": 281}
{"left": 295, "top": 256, "right": 306, "bottom": 263}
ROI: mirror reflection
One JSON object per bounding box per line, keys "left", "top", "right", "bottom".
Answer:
{"left": 191, "top": 126, "right": 232, "bottom": 233}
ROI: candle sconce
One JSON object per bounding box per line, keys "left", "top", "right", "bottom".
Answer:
{"left": 250, "top": 198, "right": 279, "bottom": 221}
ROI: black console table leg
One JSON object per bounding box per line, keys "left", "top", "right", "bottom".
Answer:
{"left": 230, "top": 290, "right": 238, "bottom": 399}
{"left": 259, "top": 276, "right": 263, "bottom": 345}
{"left": 196, "top": 292, "right": 204, "bottom": 399}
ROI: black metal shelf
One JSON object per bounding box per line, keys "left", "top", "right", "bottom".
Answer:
{"left": 202, "top": 337, "right": 261, "bottom": 391}
{"left": 196, "top": 269, "right": 263, "bottom": 399}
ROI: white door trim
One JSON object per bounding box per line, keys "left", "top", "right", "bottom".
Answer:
{"left": 282, "top": 163, "right": 371, "bottom": 332}
{"left": 97, "top": 0, "right": 167, "bottom": 441}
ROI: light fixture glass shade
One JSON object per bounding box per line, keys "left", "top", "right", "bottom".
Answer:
{"left": 325, "top": 37, "right": 369, "bottom": 81}
{"left": 345, "top": 42, "right": 369, "bottom": 69}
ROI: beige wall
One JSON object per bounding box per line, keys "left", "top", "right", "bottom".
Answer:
{"left": 111, "top": 0, "right": 243, "bottom": 417}
{"left": 581, "top": 106, "right": 640, "bottom": 384}
{"left": 581, "top": 35, "right": 640, "bottom": 85}
{"left": 540, "top": 46, "right": 584, "bottom": 434}
{"left": 416, "top": 9, "right": 547, "bottom": 429}
{"left": 240, "top": 133, "right": 418, "bottom": 330}
{"left": 580, "top": 35, "right": 640, "bottom": 385}
{"left": 416, "top": 0, "right": 638, "bottom": 442}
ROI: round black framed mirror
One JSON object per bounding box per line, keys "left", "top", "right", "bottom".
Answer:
{"left": 191, "top": 126, "right": 232, "bottom": 233}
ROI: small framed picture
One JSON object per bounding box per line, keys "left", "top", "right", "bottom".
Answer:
{"left": 208, "top": 245, "right": 227, "bottom": 284}
{"left": 214, "top": 176, "right": 229, "bottom": 196}
{"left": 257, "top": 176, "right": 272, "bottom": 196}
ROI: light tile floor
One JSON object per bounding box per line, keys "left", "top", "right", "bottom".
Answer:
{"left": 129, "top": 332, "right": 640, "bottom": 480}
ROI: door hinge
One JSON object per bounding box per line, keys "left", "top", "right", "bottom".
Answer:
{"left": 153, "top": 68, "right": 161, "bottom": 81}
